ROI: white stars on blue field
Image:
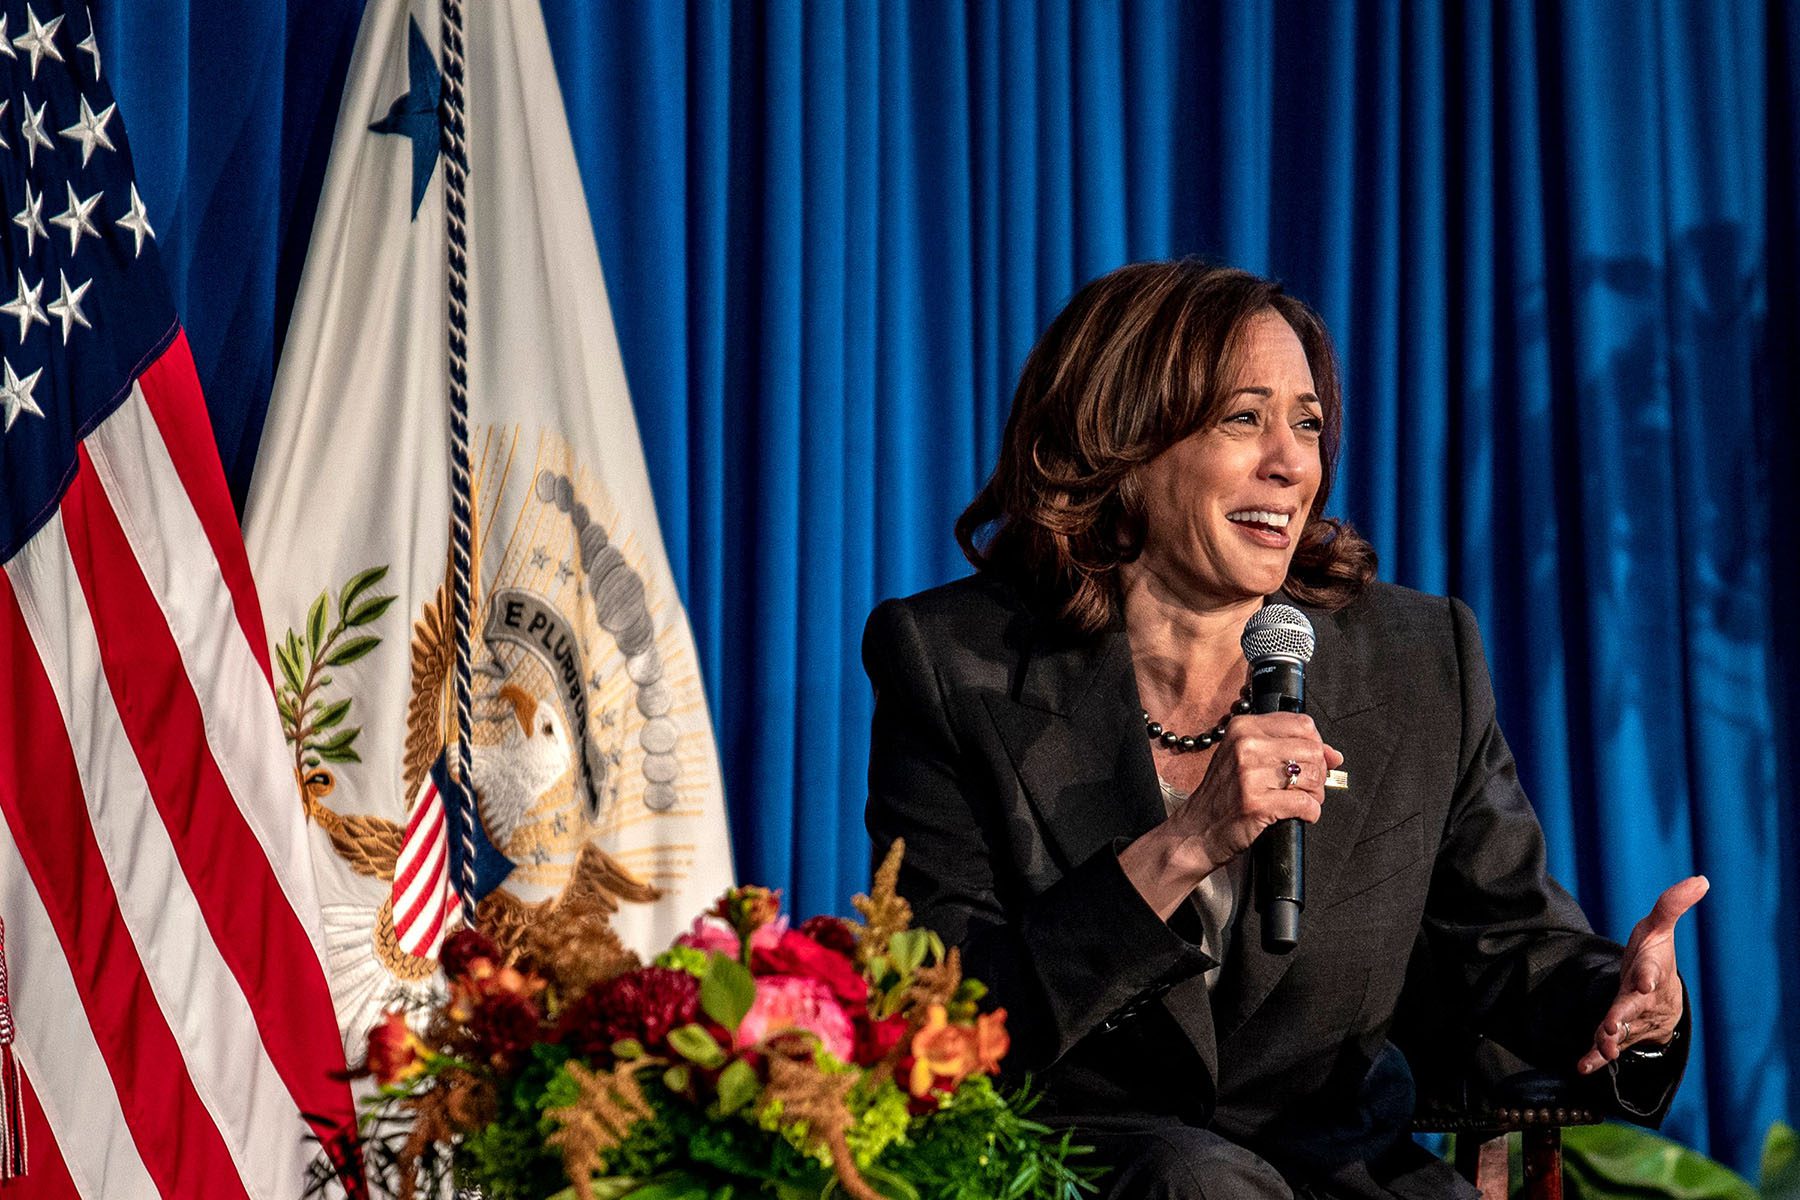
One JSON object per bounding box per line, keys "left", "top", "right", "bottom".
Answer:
{"left": 0, "top": 0, "right": 163, "bottom": 446}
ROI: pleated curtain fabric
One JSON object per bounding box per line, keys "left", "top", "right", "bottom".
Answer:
{"left": 100, "top": 0, "right": 1796, "bottom": 1175}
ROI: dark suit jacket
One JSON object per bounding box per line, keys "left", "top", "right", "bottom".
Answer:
{"left": 863, "top": 573, "right": 1686, "bottom": 1190}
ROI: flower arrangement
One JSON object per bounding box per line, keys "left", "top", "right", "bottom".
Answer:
{"left": 314, "top": 843, "right": 1096, "bottom": 1200}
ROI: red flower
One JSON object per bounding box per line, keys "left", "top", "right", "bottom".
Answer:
{"left": 465, "top": 990, "right": 542, "bottom": 1063}
{"left": 851, "top": 1012, "right": 909, "bottom": 1067}
{"left": 752, "top": 930, "right": 868, "bottom": 1012}
{"left": 560, "top": 967, "right": 700, "bottom": 1059}
{"left": 439, "top": 929, "right": 501, "bottom": 981}
{"left": 366, "top": 1010, "right": 425, "bottom": 1086}
{"left": 798, "top": 916, "right": 858, "bottom": 958}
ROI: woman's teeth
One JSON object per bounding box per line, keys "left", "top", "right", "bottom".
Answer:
{"left": 1227, "top": 510, "right": 1290, "bottom": 529}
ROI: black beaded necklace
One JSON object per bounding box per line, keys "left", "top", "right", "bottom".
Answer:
{"left": 1143, "top": 688, "right": 1253, "bottom": 753}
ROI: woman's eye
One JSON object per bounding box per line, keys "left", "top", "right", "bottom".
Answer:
{"left": 1296, "top": 416, "right": 1324, "bottom": 433}
{"left": 1226, "top": 410, "right": 1258, "bottom": 425}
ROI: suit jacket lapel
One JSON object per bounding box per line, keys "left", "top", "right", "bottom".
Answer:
{"left": 982, "top": 614, "right": 1222, "bottom": 1088}
{"left": 1213, "top": 599, "right": 1400, "bottom": 1043}
{"left": 980, "top": 618, "right": 1167, "bottom": 871}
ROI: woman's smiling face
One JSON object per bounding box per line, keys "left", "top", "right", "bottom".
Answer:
{"left": 1133, "top": 309, "right": 1323, "bottom": 609}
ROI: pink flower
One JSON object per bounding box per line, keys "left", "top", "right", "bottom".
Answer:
{"left": 736, "top": 975, "right": 854, "bottom": 1062}
{"left": 752, "top": 930, "right": 870, "bottom": 1013}
{"left": 677, "top": 914, "right": 788, "bottom": 958}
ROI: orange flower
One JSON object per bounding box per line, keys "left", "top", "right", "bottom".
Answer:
{"left": 908, "top": 1004, "right": 974, "bottom": 1098}
{"left": 972, "top": 1008, "right": 1009, "bottom": 1074}
{"left": 367, "top": 1010, "right": 426, "bottom": 1086}
{"left": 448, "top": 959, "right": 542, "bottom": 1023}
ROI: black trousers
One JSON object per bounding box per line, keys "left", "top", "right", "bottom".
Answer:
{"left": 1072, "top": 1118, "right": 1478, "bottom": 1200}
{"left": 1089, "top": 1123, "right": 1294, "bottom": 1199}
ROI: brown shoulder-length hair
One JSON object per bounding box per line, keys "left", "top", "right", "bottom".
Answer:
{"left": 956, "top": 260, "right": 1376, "bottom": 632}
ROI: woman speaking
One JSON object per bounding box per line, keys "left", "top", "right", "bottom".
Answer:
{"left": 862, "top": 261, "right": 1703, "bottom": 1198}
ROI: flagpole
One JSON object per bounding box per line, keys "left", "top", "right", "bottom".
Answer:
{"left": 441, "top": 0, "right": 479, "bottom": 918}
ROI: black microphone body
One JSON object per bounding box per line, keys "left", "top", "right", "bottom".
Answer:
{"left": 1249, "top": 643, "right": 1307, "bottom": 952}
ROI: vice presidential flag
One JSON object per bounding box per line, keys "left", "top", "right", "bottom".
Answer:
{"left": 0, "top": 1, "right": 356, "bottom": 1195}
{"left": 244, "top": 0, "right": 735, "bottom": 1053}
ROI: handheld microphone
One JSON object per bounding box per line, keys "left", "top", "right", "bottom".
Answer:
{"left": 1240, "top": 604, "right": 1316, "bottom": 953}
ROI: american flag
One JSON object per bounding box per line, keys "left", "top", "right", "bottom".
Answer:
{"left": 391, "top": 752, "right": 517, "bottom": 963}
{"left": 392, "top": 769, "right": 456, "bottom": 962}
{"left": 0, "top": 3, "right": 356, "bottom": 1196}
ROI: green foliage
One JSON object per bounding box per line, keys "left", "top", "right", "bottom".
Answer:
{"left": 326, "top": 634, "right": 381, "bottom": 665}
{"left": 879, "top": 1079, "right": 1100, "bottom": 1200}
{"left": 598, "top": 1079, "right": 690, "bottom": 1181}
{"left": 887, "top": 930, "right": 932, "bottom": 976}
{"left": 700, "top": 953, "right": 756, "bottom": 1031}
{"left": 655, "top": 945, "right": 712, "bottom": 978}
{"left": 459, "top": 1118, "right": 564, "bottom": 1200}
{"left": 682, "top": 1107, "right": 833, "bottom": 1193}
{"left": 715, "top": 1061, "right": 758, "bottom": 1117}
{"left": 1765, "top": 1123, "right": 1800, "bottom": 1200}
{"left": 274, "top": 564, "right": 394, "bottom": 775}
{"left": 542, "top": 1179, "right": 646, "bottom": 1200}
{"left": 313, "top": 727, "right": 363, "bottom": 763}
{"left": 307, "top": 592, "right": 328, "bottom": 654}
{"left": 613, "top": 1175, "right": 712, "bottom": 1200}
{"left": 668, "top": 1024, "right": 728, "bottom": 1070}
{"left": 453, "top": 1043, "right": 580, "bottom": 1199}
{"left": 1562, "top": 1122, "right": 1760, "bottom": 1200}
{"left": 843, "top": 1079, "right": 913, "bottom": 1168}
{"left": 866, "top": 928, "right": 949, "bottom": 1020}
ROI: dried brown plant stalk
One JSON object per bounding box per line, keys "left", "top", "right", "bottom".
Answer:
{"left": 394, "top": 1087, "right": 457, "bottom": 1200}
{"left": 441, "top": 1068, "right": 498, "bottom": 1132}
{"left": 544, "top": 1060, "right": 656, "bottom": 1190}
{"left": 852, "top": 839, "right": 912, "bottom": 970}
{"left": 906, "top": 946, "right": 962, "bottom": 1019}
{"left": 762, "top": 1036, "right": 881, "bottom": 1200}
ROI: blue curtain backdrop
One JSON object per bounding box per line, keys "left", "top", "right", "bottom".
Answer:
{"left": 100, "top": 0, "right": 1797, "bottom": 1175}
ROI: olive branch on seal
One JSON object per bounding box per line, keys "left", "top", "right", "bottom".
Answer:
{"left": 274, "top": 565, "right": 397, "bottom": 781}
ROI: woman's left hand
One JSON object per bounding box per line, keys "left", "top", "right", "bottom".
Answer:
{"left": 1576, "top": 875, "right": 1708, "bottom": 1074}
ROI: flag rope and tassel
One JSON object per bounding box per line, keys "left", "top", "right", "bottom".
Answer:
{"left": 0, "top": 918, "right": 27, "bottom": 1179}
{"left": 440, "top": 0, "right": 480, "bottom": 919}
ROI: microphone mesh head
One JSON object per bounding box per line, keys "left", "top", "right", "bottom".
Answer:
{"left": 1241, "top": 603, "right": 1316, "bottom": 664}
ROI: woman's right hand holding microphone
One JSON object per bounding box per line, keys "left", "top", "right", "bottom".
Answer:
{"left": 1120, "top": 713, "right": 1343, "bottom": 920}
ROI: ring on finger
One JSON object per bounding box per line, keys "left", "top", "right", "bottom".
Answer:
{"left": 1281, "top": 760, "right": 1302, "bottom": 789}
{"left": 1619, "top": 1020, "right": 1631, "bottom": 1045}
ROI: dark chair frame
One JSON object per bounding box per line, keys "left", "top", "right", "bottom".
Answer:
{"left": 1411, "top": 1074, "right": 1601, "bottom": 1200}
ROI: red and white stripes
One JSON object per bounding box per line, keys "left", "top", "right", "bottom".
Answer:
{"left": 0, "top": 332, "right": 356, "bottom": 1198}
{"left": 391, "top": 773, "right": 452, "bottom": 960}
